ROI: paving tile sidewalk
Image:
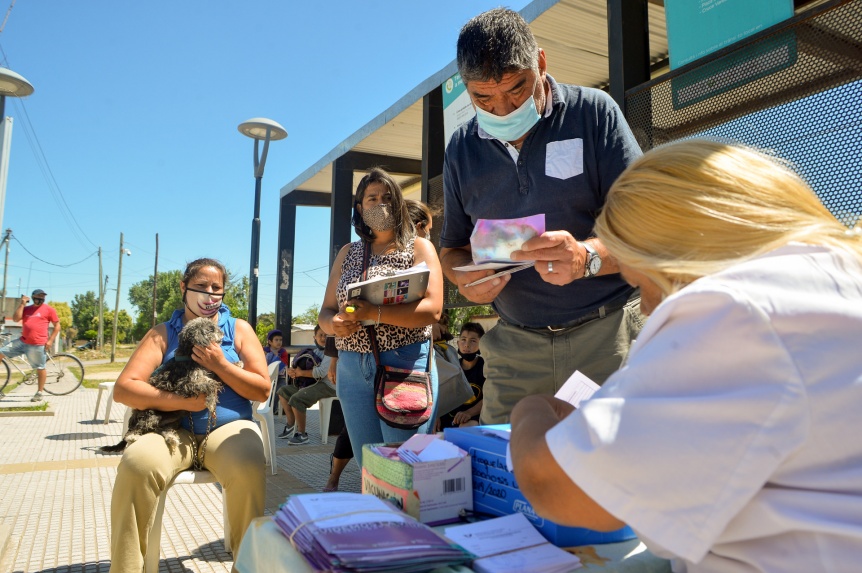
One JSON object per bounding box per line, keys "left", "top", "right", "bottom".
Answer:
{"left": 0, "top": 384, "right": 359, "bottom": 572}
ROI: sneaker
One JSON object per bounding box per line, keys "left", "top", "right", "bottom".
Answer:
{"left": 31, "top": 392, "right": 43, "bottom": 402}
{"left": 278, "top": 423, "right": 295, "bottom": 439}
{"left": 288, "top": 432, "right": 309, "bottom": 446}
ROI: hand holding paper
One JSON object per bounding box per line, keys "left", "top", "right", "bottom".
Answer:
{"left": 454, "top": 215, "right": 546, "bottom": 287}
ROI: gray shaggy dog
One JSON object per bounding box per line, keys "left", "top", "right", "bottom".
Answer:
{"left": 100, "top": 317, "right": 224, "bottom": 453}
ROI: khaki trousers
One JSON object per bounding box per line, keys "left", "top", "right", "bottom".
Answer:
{"left": 109, "top": 420, "right": 265, "bottom": 572}
{"left": 480, "top": 296, "right": 645, "bottom": 424}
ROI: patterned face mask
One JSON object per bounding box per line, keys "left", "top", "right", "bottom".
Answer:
{"left": 361, "top": 203, "right": 396, "bottom": 231}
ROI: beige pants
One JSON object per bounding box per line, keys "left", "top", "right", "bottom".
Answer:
{"left": 109, "top": 420, "right": 266, "bottom": 572}
{"left": 480, "top": 296, "right": 645, "bottom": 424}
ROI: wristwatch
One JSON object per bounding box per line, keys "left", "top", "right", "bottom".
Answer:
{"left": 580, "top": 241, "right": 602, "bottom": 278}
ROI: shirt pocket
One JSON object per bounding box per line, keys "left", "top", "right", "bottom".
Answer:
{"left": 545, "top": 138, "right": 584, "bottom": 180}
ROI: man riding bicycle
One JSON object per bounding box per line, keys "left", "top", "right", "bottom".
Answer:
{"left": 0, "top": 289, "right": 60, "bottom": 401}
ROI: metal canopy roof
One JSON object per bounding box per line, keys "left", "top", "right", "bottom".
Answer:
{"left": 279, "top": 0, "right": 670, "bottom": 200}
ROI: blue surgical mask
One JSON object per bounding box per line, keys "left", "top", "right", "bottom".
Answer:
{"left": 474, "top": 87, "right": 541, "bottom": 142}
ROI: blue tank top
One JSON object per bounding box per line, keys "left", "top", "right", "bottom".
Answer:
{"left": 163, "top": 305, "right": 253, "bottom": 434}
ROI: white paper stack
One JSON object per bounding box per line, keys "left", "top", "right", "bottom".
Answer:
{"left": 444, "top": 513, "right": 582, "bottom": 573}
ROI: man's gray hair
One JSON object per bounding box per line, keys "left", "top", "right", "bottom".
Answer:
{"left": 457, "top": 8, "right": 539, "bottom": 84}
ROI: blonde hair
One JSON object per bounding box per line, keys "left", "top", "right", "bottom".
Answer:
{"left": 595, "top": 139, "right": 862, "bottom": 296}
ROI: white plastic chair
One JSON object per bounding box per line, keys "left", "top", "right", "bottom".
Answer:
{"left": 251, "top": 362, "right": 279, "bottom": 476}
{"left": 318, "top": 396, "right": 340, "bottom": 445}
{"left": 93, "top": 382, "right": 116, "bottom": 424}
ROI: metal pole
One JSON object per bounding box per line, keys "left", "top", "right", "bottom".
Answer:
{"left": 100, "top": 275, "right": 107, "bottom": 349}
{"left": 0, "top": 113, "right": 13, "bottom": 235}
{"left": 248, "top": 173, "right": 262, "bottom": 330}
{"left": 152, "top": 233, "right": 158, "bottom": 329}
{"left": 0, "top": 228, "right": 10, "bottom": 330}
{"left": 111, "top": 233, "right": 124, "bottom": 363}
{"left": 97, "top": 247, "right": 104, "bottom": 349}
{"left": 247, "top": 132, "right": 272, "bottom": 331}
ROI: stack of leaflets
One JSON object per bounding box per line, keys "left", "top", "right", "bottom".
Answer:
{"left": 444, "top": 513, "right": 582, "bottom": 573}
{"left": 274, "top": 492, "right": 475, "bottom": 572}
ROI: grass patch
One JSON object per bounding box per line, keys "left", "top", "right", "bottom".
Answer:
{"left": 0, "top": 402, "right": 49, "bottom": 412}
{"left": 82, "top": 379, "right": 105, "bottom": 390}
{"left": 68, "top": 344, "right": 136, "bottom": 361}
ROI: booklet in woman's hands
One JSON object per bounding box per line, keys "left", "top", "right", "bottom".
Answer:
{"left": 346, "top": 262, "right": 430, "bottom": 324}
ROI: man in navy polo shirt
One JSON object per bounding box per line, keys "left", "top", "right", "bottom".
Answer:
{"left": 440, "top": 8, "right": 645, "bottom": 424}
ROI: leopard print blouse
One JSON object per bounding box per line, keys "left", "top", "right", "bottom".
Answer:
{"left": 335, "top": 238, "right": 432, "bottom": 354}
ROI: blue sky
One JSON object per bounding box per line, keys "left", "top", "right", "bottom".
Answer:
{"left": 0, "top": 1, "right": 530, "bottom": 320}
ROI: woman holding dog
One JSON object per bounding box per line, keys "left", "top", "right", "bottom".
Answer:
{"left": 110, "top": 257, "right": 270, "bottom": 572}
{"left": 319, "top": 168, "right": 443, "bottom": 465}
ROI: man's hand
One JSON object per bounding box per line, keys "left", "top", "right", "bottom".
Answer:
{"left": 452, "top": 268, "right": 511, "bottom": 304}
{"left": 19, "top": 295, "right": 29, "bottom": 305}
{"left": 442, "top": 246, "right": 509, "bottom": 304}
{"left": 511, "top": 231, "right": 586, "bottom": 286}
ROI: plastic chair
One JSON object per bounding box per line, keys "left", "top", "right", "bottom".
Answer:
{"left": 251, "top": 362, "right": 279, "bottom": 476}
{"left": 318, "top": 396, "right": 340, "bottom": 445}
{"left": 93, "top": 382, "right": 116, "bottom": 424}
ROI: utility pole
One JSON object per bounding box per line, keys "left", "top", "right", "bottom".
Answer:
{"left": 111, "top": 233, "right": 130, "bottom": 362}
{"left": 152, "top": 233, "right": 158, "bottom": 328}
{"left": 0, "top": 228, "right": 10, "bottom": 331}
{"left": 97, "top": 247, "right": 104, "bottom": 349}
{"left": 101, "top": 275, "right": 108, "bottom": 349}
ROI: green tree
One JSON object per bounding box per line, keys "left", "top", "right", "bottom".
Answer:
{"left": 99, "top": 309, "right": 134, "bottom": 344}
{"left": 128, "top": 270, "right": 183, "bottom": 340}
{"left": 292, "top": 303, "right": 319, "bottom": 326}
{"left": 447, "top": 305, "right": 495, "bottom": 333}
{"left": 255, "top": 312, "right": 276, "bottom": 345}
{"left": 71, "top": 291, "right": 101, "bottom": 333}
{"left": 50, "top": 300, "right": 73, "bottom": 350}
{"left": 224, "top": 273, "right": 249, "bottom": 321}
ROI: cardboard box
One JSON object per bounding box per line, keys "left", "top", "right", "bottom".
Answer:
{"left": 444, "top": 425, "right": 636, "bottom": 547}
{"left": 361, "top": 442, "right": 473, "bottom": 525}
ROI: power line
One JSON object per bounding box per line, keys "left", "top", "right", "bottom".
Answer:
{"left": 10, "top": 235, "right": 97, "bottom": 267}
{"left": 0, "top": 0, "right": 16, "bottom": 34}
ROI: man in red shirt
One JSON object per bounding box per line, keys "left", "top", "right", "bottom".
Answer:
{"left": 0, "top": 289, "right": 60, "bottom": 401}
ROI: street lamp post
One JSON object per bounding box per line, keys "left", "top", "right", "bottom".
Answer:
{"left": 0, "top": 68, "right": 33, "bottom": 330}
{"left": 237, "top": 118, "right": 286, "bottom": 330}
{"left": 0, "top": 67, "right": 34, "bottom": 236}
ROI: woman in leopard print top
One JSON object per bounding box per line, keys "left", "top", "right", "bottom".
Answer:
{"left": 319, "top": 168, "right": 443, "bottom": 465}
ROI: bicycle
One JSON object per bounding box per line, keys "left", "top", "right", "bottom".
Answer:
{"left": 0, "top": 333, "right": 86, "bottom": 396}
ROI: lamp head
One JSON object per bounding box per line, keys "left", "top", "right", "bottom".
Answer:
{"left": 0, "top": 68, "right": 34, "bottom": 97}
{"left": 238, "top": 117, "right": 287, "bottom": 141}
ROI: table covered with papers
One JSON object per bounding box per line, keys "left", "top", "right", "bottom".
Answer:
{"left": 234, "top": 508, "right": 671, "bottom": 573}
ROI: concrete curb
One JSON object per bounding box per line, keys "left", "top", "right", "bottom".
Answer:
{"left": 0, "top": 403, "right": 55, "bottom": 416}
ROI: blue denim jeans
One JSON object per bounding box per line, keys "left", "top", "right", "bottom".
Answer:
{"left": 337, "top": 339, "right": 438, "bottom": 466}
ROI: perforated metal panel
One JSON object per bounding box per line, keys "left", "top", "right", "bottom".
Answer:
{"left": 625, "top": 0, "right": 862, "bottom": 227}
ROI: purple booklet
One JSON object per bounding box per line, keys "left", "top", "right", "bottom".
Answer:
{"left": 274, "top": 492, "right": 474, "bottom": 572}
